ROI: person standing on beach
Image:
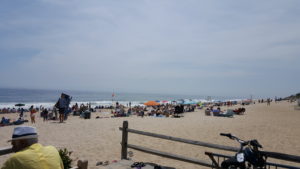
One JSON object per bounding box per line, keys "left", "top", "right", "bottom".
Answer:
{"left": 19, "top": 108, "right": 24, "bottom": 119}
{"left": 55, "top": 93, "right": 71, "bottom": 123}
{"left": 29, "top": 105, "right": 37, "bottom": 124}
{"left": 53, "top": 106, "right": 58, "bottom": 120}
{"left": 56, "top": 94, "right": 67, "bottom": 123}
{"left": 267, "top": 98, "right": 271, "bottom": 106}
{"left": 42, "top": 109, "right": 49, "bottom": 122}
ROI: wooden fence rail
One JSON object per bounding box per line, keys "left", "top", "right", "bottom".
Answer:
{"left": 120, "top": 121, "right": 300, "bottom": 168}
{"left": 0, "top": 147, "right": 12, "bottom": 156}
{"left": 128, "top": 144, "right": 213, "bottom": 167}
{"left": 119, "top": 127, "right": 240, "bottom": 152}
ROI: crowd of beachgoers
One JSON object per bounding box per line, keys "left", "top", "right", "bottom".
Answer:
{"left": 1, "top": 102, "right": 196, "bottom": 123}
{"left": 110, "top": 103, "right": 197, "bottom": 118}
{"left": 0, "top": 97, "right": 289, "bottom": 127}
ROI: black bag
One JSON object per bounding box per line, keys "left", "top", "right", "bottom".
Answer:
{"left": 55, "top": 100, "right": 59, "bottom": 108}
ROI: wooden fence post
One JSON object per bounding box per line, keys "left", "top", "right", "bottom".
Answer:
{"left": 77, "top": 160, "right": 88, "bottom": 169}
{"left": 121, "top": 121, "right": 128, "bottom": 159}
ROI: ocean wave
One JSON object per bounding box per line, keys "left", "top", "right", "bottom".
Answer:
{"left": 0, "top": 101, "right": 146, "bottom": 109}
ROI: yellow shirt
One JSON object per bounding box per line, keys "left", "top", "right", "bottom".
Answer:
{"left": 1, "top": 143, "right": 64, "bottom": 169}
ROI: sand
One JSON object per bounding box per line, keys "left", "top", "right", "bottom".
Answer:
{"left": 0, "top": 101, "right": 299, "bottom": 169}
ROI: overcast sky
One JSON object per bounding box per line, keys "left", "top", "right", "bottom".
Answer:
{"left": 0, "top": 0, "right": 299, "bottom": 98}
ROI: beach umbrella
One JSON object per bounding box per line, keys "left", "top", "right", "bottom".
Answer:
{"left": 183, "top": 100, "right": 197, "bottom": 105}
{"left": 144, "top": 101, "right": 160, "bottom": 106}
{"left": 176, "top": 99, "right": 184, "bottom": 104}
{"left": 161, "top": 100, "right": 169, "bottom": 104}
{"left": 15, "top": 103, "right": 25, "bottom": 107}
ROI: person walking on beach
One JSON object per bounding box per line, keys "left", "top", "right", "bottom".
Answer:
{"left": 1, "top": 126, "right": 64, "bottom": 169}
{"left": 29, "top": 105, "right": 37, "bottom": 124}
{"left": 56, "top": 94, "right": 67, "bottom": 123}
{"left": 55, "top": 93, "right": 71, "bottom": 123}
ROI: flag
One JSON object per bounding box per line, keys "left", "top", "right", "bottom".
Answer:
{"left": 112, "top": 93, "right": 115, "bottom": 97}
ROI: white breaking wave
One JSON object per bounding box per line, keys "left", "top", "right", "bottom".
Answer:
{"left": 0, "top": 101, "right": 146, "bottom": 109}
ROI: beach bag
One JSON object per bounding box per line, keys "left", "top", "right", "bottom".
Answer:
{"left": 62, "top": 93, "right": 72, "bottom": 105}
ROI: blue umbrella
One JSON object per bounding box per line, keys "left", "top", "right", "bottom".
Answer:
{"left": 183, "top": 100, "right": 197, "bottom": 105}
{"left": 176, "top": 99, "right": 184, "bottom": 104}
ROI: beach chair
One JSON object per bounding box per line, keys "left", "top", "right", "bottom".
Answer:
{"left": 233, "top": 108, "right": 245, "bottom": 115}
{"left": 212, "top": 110, "right": 220, "bottom": 116}
{"left": 205, "top": 109, "right": 211, "bottom": 116}
{"left": 212, "top": 109, "right": 234, "bottom": 117}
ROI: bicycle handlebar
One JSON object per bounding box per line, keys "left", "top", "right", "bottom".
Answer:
{"left": 220, "top": 133, "right": 263, "bottom": 149}
{"left": 220, "top": 133, "right": 232, "bottom": 138}
{"left": 220, "top": 133, "right": 246, "bottom": 144}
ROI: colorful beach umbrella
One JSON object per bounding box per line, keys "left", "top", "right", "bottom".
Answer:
{"left": 176, "top": 99, "right": 184, "bottom": 104}
{"left": 197, "top": 102, "right": 203, "bottom": 106}
{"left": 183, "top": 99, "right": 197, "bottom": 105}
{"left": 144, "top": 101, "right": 160, "bottom": 106}
{"left": 161, "top": 100, "right": 169, "bottom": 104}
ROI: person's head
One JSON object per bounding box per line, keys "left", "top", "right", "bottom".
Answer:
{"left": 11, "top": 138, "right": 38, "bottom": 152}
{"left": 8, "top": 126, "right": 38, "bottom": 152}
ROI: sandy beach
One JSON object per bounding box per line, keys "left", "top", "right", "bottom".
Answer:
{"left": 0, "top": 101, "right": 299, "bottom": 169}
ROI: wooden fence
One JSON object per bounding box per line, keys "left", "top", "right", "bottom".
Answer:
{"left": 120, "top": 121, "right": 300, "bottom": 168}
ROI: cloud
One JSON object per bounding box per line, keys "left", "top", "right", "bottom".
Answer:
{"left": 0, "top": 0, "right": 299, "bottom": 97}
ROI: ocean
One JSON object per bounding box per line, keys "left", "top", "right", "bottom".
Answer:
{"left": 0, "top": 88, "right": 242, "bottom": 108}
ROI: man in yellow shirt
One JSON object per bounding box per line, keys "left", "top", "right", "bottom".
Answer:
{"left": 1, "top": 126, "right": 64, "bottom": 169}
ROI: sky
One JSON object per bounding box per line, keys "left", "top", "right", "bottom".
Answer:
{"left": 0, "top": 0, "right": 299, "bottom": 98}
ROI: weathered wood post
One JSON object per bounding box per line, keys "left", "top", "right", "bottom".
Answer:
{"left": 121, "top": 121, "right": 128, "bottom": 159}
{"left": 77, "top": 160, "right": 88, "bottom": 169}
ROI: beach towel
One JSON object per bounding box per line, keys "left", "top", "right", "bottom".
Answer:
{"left": 215, "top": 109, "right": 234, "bottom": 117}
